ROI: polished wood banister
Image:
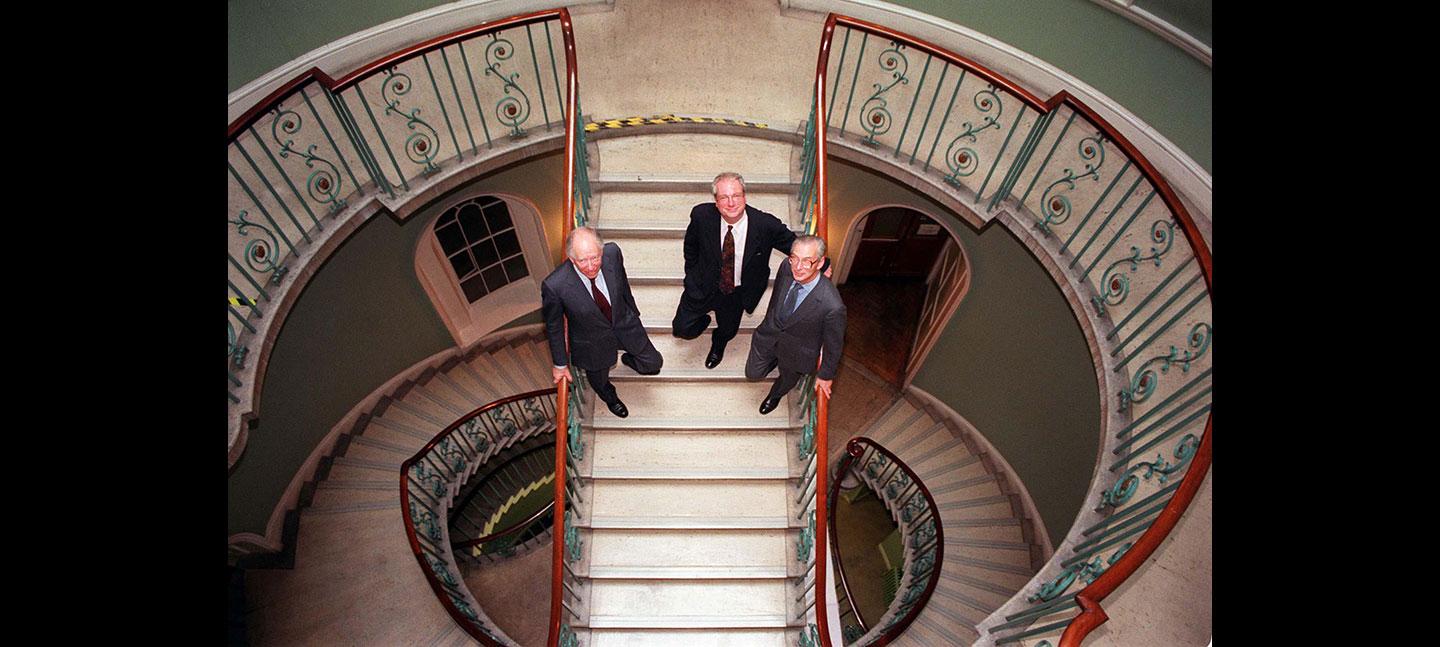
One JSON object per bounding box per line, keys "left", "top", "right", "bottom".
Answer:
{"left": 815, "top": 389, "right": 831, "bottom": 645}
{"left": 400, "top": 387, "right": 556, "bottom": 646}
{"left": 545, "top": 376, "right": 569, "bottom": 647}
{"left": 547, "top": 8, "right": 580, "bottom": 646}
{"left": 227, "top": 8, "right": 568, "bottom": 141}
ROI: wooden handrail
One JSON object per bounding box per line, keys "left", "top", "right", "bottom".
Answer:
{"left": 816, "top": 14, "right": 1213, "bottom": 646}
{"left": 828, "top": 437, "right": 944, "bottom": 646}
{"left": 227, "top": 8, "right": 569, "bottom": 142}
{"left": 399, "top": 388, "right": 557, "bottom": 646}
{"left": 454, "top": 500, "right": 555, "bottom": 549}
{"left": 815, "top": 389, "right": 831, "bottom": 645}
{"left": 545, "top": 376, "right": 569, "bottom": 647}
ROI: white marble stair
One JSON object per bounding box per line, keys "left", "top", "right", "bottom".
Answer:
{"left": 842, "top": 394, "right": 1042, "bottom": 646}
{"left": 245, "top": 327, "right": 555, "bottom": 645}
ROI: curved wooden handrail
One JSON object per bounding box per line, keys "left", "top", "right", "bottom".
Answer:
{"left": 226, "top": 8, "right": 569, "bottom": 141}
{"left": 815, "top": 389, "right": 832, "bottom": 645}
{"left": 817, "top": 14, "right": 1212, "bottom": 646}
{"left": 545, "top": 375, "right": 569, "bottom": 647}
{"left": 400, "top": 387, "right": 557, "bottom": 646}
{"left": 829, "top": 437, "right": 944, "bottom": 647}
{"left": 454, "top": 500, "right": 556, "bottom": 550}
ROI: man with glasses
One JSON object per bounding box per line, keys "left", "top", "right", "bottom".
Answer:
{"left": 745, "top": 235, "right": 846, "bottom": 415}
{"left": 542, "top": 227, "right": 663, "bottom": 418}
{"left": 672, "top": 172, "right": 797, "bottom": 369}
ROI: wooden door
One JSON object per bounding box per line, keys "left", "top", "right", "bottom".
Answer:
{"left": 848, "top": 207, "right": 949, "bottom": 280}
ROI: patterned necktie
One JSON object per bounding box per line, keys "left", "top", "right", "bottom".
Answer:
{"left": 590, "top": 277, "right": 612, "bottom": 322}
{"left": 719, "top": 224, "right": 735, "bottom": 294}
{"left": 779, "top": 280, "right": 801, "bottom": 323}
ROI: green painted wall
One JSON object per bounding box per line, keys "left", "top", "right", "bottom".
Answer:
{"left": 228, "top": 0, "right": 1210, "bottom": 172}
{"left": 228, "top": 153, "right": 565, "bottom": 537}
{"left": 826, "top": 160, "right": 1100, "bottom": 545}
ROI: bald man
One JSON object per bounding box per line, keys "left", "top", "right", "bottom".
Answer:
{"left": 542, "top": 227, "right": 663, "bottom": 418}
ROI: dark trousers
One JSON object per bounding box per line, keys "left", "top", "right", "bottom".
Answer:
{"left": 672, "top": 291, "right": 743, "bottom": 348}
{"left": 744, "top": 343, "right": 806, "bottom": 400}
{"left": 586, "top": 337, "right": 663, "bottom": 405}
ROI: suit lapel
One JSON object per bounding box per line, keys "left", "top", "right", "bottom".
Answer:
{"left": 601, "top": 249, "right": 621, "bottom": 312}
{"left": 567, "top": 261, "right": 605, "bottom": 321}
{"left": 784, "top": 276, "right": 831, "bottom": 326}
{"left": 740, "top": 207, "right": 762, "bottom": 268}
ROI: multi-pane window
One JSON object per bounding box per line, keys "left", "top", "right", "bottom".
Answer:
{"left": 434, "top": 196, "right": 529, "bottom": 303}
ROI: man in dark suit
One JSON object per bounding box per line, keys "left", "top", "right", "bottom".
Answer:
{"left": 542, "top": 227, "right": 663, "bottom": 418}
{"left": 746, "top": 235, "right": 846, "bottom": 414}
{"left": 673, "top": 172, "right": 797, "bottom": 369}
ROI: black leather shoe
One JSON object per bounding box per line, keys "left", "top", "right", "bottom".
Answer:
{"left": 606, "top": 398, "right": 629, "bottom": 418}
{"left": 759, "top": 395, "right": 781, "bottom": 415}
{"left": 620, "top": 352, "right": 640, "bottom": 373}
{"left": 705, "top": 344, "right": 725, "bottom": 369}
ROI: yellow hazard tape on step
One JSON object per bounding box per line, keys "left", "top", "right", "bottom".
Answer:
{"left": 584, "top": 114, "right": 768, "bottom": 132}
{"left": 229, "top": 297, "right": 257, "bottom": 307}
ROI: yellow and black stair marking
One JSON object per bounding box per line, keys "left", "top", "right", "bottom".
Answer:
{"left": 229, "top": 296, "right": 258, "bottom": 307}
{"left": 585, "top": 114, "right": 768, "bottom": 132}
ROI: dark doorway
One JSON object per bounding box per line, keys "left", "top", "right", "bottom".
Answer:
{"left": 839, "top": 207, "right": 951, "bottom": 386}
{"left": 848, "top": 207, "right": 950, "bottom": 280}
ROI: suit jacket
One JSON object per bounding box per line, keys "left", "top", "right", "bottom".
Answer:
{"left": 752, "top": 259, "right": 846, "bottom": 380}
{"left": 681, "top": 203, "right": 797, "bottom": 314}
{"left": 541, "top": 242, "right": 649, "bottom": 372}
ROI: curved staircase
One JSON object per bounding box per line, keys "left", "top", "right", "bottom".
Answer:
{"left": 842, "top": 393, "right": 1043, "bottom": 645}
{"left": 245, "top": 327, "right": 552, "bottom": 645}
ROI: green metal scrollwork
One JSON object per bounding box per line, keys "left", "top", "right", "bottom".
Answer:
{"left": 428, "top": 554, "right": 458, "bottom": 588}
{"left": 229, "top": 210, "right": 288, "bottom": 283}
{"left": 797, "top": 510, "right": 815, "bottom": 562}
{"left": 865, "top": 453, "right": 889, "bottom": 480}
{"left": 559, "top": 623, "right": 579, "bottom": 647}
{"left": 900, "top": 493, "right": 926, "bottom": 522}
{"left": 1028, "top": 543, "right": 1132, "bottom": 602}
{"left": 910, "top": 548, "right": 936, "bottom": 576}
{"left": 1038, "top": 135, "right": 1107, "bottom": 234}
{"left": 1119, "top": 322, "right": 1211, "bottom": 411}
{"left": 567, "top": 373, "right": 584, "bottom": 461}
{"left": 410, "top": 462, "right": 447, "bottom": 499}
{"left": 1102, "top": 434, "right": 1199, "bottom": 508}
{"left": 228, "top": 322, "right": 247, "bottom": 368}
{"left": 380, "top": 67, "right": 441, "bottom": 174}
{"left": 859, "top": 42, "right": 909, "bottom": 145}
{"left": 270, "top": 107, "right": 347, "bottom": 213}
{"left": 460, "top": 418, "right": 491, "bottom": 454}
{"left": 411, "top": 501, "right": 443, "bottom": 543}
{"left": 799, "top": 404, "right": 816, "bottom": 460}
{"left": 564, "top": 509, "right": 582, "bottom": 562}
{"left": 484, "top": 35, "right": 531, "bottom": 137}
{"left": 911, "top": 518, "right": 936, "bottom": 548}
{"left": 842, "top": 624, "right": 864, "bottom": 643}
{"left": 885, "top": 470, "right": 911, "bottom": 500}
{"left": 1091, "top": 220, "right": 1176, "bottom": 316}
{"left": 488, "top": 408, "right": 520, "bottom": 438}
{"left": 437, "top": 438, "right": 466, "bottom": 472}
{"left": 522, "top": 396, "right": 547, "bottom": 427}
{"left": 943, "top": 85, "right": 1004, "bottom": 186}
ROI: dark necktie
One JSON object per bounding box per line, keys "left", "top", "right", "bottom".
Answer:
{"left": 778, "top": 280, "right": 801, "bottom": 323}
{"left": 590, "top": 277, "right": 612, "bottom": 322}
{"left": 719, "top": 225, "right": 735, "bottom": 294}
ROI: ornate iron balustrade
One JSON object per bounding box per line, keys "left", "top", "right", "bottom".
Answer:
{"left": 227, "top": 8, "right": 585, "bottom": 468}
{"left": 400, "top": 389, "right": 558, "bottom": 646}
{"left": 814, "top": 13, "right": 1211, "bottom": 646}
{"left": 828, "top": 437, "right": 943, "bottom": 646}
{"left": 449, "top": 440, "right": 558, "bottom": 563}
{"left": 546, "top": 370, "right": 586, "bottom": 647}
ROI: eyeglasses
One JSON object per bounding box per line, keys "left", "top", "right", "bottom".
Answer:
{"left": 789, "top": 255, "right": 821, "bottom": 268}
{"left": 716, "top": 193, "right": 745, "bottom": 202}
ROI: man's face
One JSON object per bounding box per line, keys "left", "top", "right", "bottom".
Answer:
{"left": 714, "top": 178, "right": 747, "bottom": 223}
{"left": 570, "top": 237, "right": 603, "bottom": 280}
{"left": 789, "top": 241, "right": 823, "bottom": 284}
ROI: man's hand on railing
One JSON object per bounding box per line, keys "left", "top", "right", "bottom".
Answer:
{"left": 817, "top": 378, "right": 833, "bottom": 398}
{"left": 553, "top": 366, "right": 569, "bottom": 384}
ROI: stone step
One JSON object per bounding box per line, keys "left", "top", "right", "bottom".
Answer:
{"left": 588, "top": 628, "right": 792, "bottom": 647}
{"left": 591, "top": 429, "right": 791, "bottom": 478}
{"left": 589, "top": 479, "right": 791, "bottom": 521}
{"left": 595, "top": 132, "right": 796, "bottom": 178}
{"left": 596, "top": 190, "right": 798, "bottom": 230}
{"left": 594, "top": 379, "right": 792, "bottom": 423}
{"left": 587, "top": 580, "right": 790, "bottom": 625}
{"left": 640, "top": 330, "right": 755, "bottom": 372}
{"left": 630, "top": 283, "right": 776, "bottom": 330}
{"left": 605, "top": 235, "right": 791, "bottom": 282}
{"left": 588, "top": 528, "right": 792, "bottom": 574}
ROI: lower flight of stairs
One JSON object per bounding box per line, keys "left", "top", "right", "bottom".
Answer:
{"left": 243, "top": 326, "right": 553, "bottom": 646}
{"left": 843, "top": 394, "right": 1044, "bottom": 646}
